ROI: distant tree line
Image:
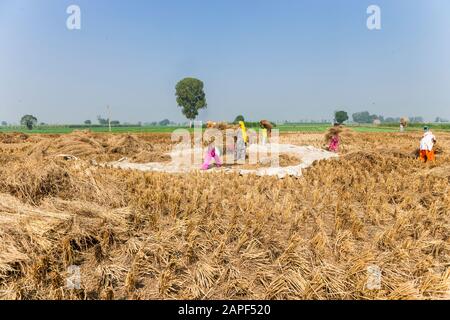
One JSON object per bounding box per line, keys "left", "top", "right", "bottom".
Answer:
{"left": 96, "top": 116, "right": 119, "bottom": 125}
{"left": 352, "top": 111, "right": 383, "bottom": 124}
{"left": 435, "top": 117, "right": 449, "bottom": 123}
{"left": 350, "top": 111, "right": 443, "bottom": 124}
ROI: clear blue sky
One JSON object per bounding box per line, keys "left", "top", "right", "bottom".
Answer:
{"left": 0, "top": 0, "right": 449, "bottom": 124}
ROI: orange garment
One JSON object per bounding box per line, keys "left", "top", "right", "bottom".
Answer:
{"left": 419, "top": 150, "right": 435, "bottom": 162}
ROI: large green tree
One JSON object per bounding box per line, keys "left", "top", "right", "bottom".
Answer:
{"left": 334, "top": 110, "right": 349, "bottom": 124}
{"left": 20, "top": 115, "right": 38, "bottom": 130}
{"left": 175, "top": 78, "right": 207, "bottom": 126}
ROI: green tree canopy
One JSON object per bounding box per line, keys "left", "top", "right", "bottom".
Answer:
{"left": 159, "top": 119, "right": 170, "bottom": 126}
{"left": 84, "top": 120, "right": 92, "bottom": 125}
{"left": 385, "top": 117, "right": 400, "bottom": 123}
{"left": 97, "top": 115, "right": 109, "bottom": 125}
{"left": 352, "top": 111, "right": 371, "bottom": 123}
{"left": 233, "top": 115, "right": 245, "bottom": 123}
{"left": 20, "top": 115, "right": 38, "bottom": 130}
{"left": 334, "top": 110, "right": 349, "bottom": 124}
{"left": 352, "top": 111, "right": 384, "bottom": 123}
{"left": 435, "top": 117, "right": 449, "bottom": 123}
{"left": 175, "top": 78, "right": 207, "bottom": 124}
{"left": 410, "top": 116, "right": 424, "bottom": 123}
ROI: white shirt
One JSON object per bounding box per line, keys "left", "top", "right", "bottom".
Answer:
{"left": 420, "top": 131, "right": 436, "bottom": 151}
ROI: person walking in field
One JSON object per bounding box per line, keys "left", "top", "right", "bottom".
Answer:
{"left": 419, "top": 126, "right": 437, "bottom": 163}
{"left": 400, "top": 117, "right": 408, "bottom": 133}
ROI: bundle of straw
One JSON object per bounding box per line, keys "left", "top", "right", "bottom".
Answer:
{"left": 324, "top": 126, "right": 343, "bottom": 143}
{"left": 400, "top": 117, "right": 409, "bottom": 127}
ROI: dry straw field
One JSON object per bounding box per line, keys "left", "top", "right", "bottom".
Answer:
{"left": 0, "top": 129, "right": 449, "bottom": 300}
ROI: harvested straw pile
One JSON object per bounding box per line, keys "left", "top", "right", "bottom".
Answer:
{"left": 27, "top": 131, "right": 106, "bottom": 159}
{"left": 24, "top": 131, "right": 166, "bottom": 162}
{"left": 278, "top": 154, "right": 301, "bottom": 167}
{"left": 236, "top": 154, "right": 301, "bottom": 170}
{"left": 1, "top": 131, "right": 450, "bottom": 300}
{"left": 420, "top": 165, "right": 450, "bottom": 181}
{"left": 0, "top": 158, "right": 128, "bottom": 207}
{"left": 0, "top": 132, "right": 30, "bottom": 144}
{"left": 131, "top": 151, "right": 171, "bottom": 163}
{"left": 207, "top": 121, "right": 235, "bottom": 130}
{"left": 107, "top": 135, "right": 153, "bottom": 154}
{"left": 0, "top": 159, "right": 75, "bottom": 205}
{"left": 108, "top": 134, "right": 171, "bottom": 163}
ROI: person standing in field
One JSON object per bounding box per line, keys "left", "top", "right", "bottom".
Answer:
{"left": 419, "top": 126, "right": 437, "bottom": 162}
{"left": 235, "top": 122, "right": 247, "bottom": 162}
{"left": 239, "top": 121, "right": 248, "bottom": 144}
{"left": 400, "top": 117, "right": 408, "bottom": 133}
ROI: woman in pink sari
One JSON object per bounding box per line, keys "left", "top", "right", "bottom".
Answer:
{"left": 201, "top": 137, "right": 222, "bottom": 170}
{"left": 328, "top": 134, "right": 340, "bottom": 152}
{"left": 326, "top": 123, "right": 341, "bottom": 153}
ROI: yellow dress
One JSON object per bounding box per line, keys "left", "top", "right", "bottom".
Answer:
{"left": 261, "top": 128, "right": 268, "bottom": 144}
{"left": 261, "top": 128, "right": 268, "bottom": 138}
{"left": 239, "top": 121, "right": 248, "bottom": 143}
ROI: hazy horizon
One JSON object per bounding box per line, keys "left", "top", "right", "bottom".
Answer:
{"left": 1, "top": 0, "right": 449, "bottom": 124}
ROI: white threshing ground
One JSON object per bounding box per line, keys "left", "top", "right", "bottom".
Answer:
{"left": 106, "top": 143, "right": 338, "bottom": 179}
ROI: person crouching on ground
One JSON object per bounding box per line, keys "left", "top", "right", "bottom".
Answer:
{"left": 201, "top": 137, "right": 222, "bottom": 170}
{"left": 419, "top": 126, "right": 437, "bottom": 163}
{"left": 259, "top": 120, "right": 273, "bottom": 144}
